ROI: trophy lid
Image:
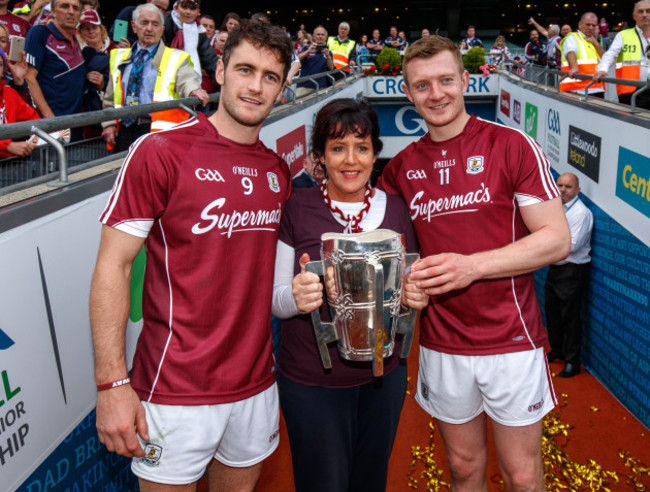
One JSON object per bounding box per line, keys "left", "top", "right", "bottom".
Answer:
{"left": 321, "top": 229, "right": 401, "bottom": 243}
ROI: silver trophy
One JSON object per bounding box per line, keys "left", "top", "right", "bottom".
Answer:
{"left": 306, "top": 229, "right": 419, "bottom": 377}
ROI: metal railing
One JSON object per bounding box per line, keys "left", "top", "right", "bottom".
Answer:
{"left": 0, "top": 66, "right": 361, "bottom": 192}
{"left": 504, "top": 62, "right": 650, "bottom": 112}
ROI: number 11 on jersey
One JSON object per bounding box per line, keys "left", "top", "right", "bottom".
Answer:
{"left": 439, "top": 168, "right": 450, "bottom": 185}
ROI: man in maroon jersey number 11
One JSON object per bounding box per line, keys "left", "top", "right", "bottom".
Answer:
{"left": 89, "top": 20, "right": 293, "bottom": 491}
{"left": 377, "top": 35, "right": 571, "bottom": 492}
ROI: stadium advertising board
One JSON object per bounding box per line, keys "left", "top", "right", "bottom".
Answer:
{"left": 498, "top": 77, "right": 650, "bottom": 429}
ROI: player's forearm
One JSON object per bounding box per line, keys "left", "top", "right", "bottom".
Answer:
{"left": 470, "top": 220, "right": 570, "bottom": 280}
{"left": 90, "top": 261, "right": 132, "bottom": 383}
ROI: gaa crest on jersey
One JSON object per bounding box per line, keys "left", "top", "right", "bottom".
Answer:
{"left": 142, "top": 443, "right": 163, "bottom": 466}
{"left": 267, "top": 172, "right": 280, "bottom": 193}
{"left": 466, "top": 156, "right": 485, "bottom": 175}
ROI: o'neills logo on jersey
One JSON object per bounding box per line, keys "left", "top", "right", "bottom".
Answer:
{"left": 433, "top": 159, "right": 456, "bottom": 169}
{"left": 409, "top": 184, "right": 491, "bottom": 221}
{"left": 191, "top": 199, "right": 282, "bottom": 237}
{"left": 232, "top": 166, "right": 258, "bottom": 177}
{"left": 433, "top": 149, "right": 455, "bottom": 169}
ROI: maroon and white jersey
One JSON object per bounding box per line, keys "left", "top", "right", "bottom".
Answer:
{"left": 0, "top": 13, "right": 31, "bottom": 38}
{"left": 378, "top": 115, "right": 558, "bottom": 356}
{"left": 100, "top": 113, "right": 291, "bottom": 405}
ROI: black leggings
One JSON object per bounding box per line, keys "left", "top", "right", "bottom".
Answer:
{"left": 278, "top": 360, "right": 407, "bottom": 492}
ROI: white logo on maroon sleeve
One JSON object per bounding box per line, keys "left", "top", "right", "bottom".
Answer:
{"left": 191, "top": 198, "right": 283, "bottom": 237}
{"left": 406, "top": 170, "right": 428, "bottom": 180}
{"left": 195, "top": 168, "right": 225, "bottom": 182}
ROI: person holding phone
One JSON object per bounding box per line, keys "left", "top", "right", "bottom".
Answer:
{"left": 0, "top": 46, "right": 40, "bottom": 158}
{"left": 109, "top": 0, "right": 169, "bottom": 45}
{"left": 295, "top": 25, "right": 334, "bottom": 97}
{"left": 0, "top": 23, "right": 32, "bottom": 105}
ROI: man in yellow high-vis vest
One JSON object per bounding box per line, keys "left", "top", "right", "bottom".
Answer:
{"left": 327, "top": 21, "right": 356, "bottom": 72}
{"left": 559, "top": 11, "right": 605, "bottom": 95}
{"left": 101, "top": 3, "right": 209, "bottom": 152}
{"left": 593, "top": 0, "right": 650, "bottom": 109}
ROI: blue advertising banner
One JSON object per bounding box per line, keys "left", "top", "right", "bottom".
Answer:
{"left": 17, "top": 409, "right": 137, "bottom": 492}
{"left": 374, "top": 102, "right": 496, "bottom": 137}
{"left": 616, "top": 147, "right": 650, "bottom": 220}
{"left": 535, "top": 193, "right": 650, "bottom": 428}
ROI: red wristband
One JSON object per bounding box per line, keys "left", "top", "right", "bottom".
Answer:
{"left": 96, "top": 377, "right": 130, "bottom": 392}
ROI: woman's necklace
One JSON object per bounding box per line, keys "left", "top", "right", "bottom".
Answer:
{"left": 320, "top": 179, "right": 373, "bottom": 233}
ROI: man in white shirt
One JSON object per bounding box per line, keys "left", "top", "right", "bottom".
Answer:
{"left": 545, "top": 173, "right": 594, "bottom": 378}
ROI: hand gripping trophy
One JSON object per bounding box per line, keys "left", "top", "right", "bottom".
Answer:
{"left": 306, "top": 229, "right": 419, "bottom": 377}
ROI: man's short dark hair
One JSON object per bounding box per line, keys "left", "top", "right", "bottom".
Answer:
{"left": 222, "top": 20, "right": 293, "bottom": 82}
{"left": 311, "top": 97, "right": 383, "bottom": 172}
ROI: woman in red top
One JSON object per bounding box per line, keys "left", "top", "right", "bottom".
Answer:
{"left": 0, "top": 46, "right": 40, "bottom": 158}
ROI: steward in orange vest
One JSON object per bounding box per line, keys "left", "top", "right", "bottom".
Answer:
{"left": 559, "top": 12, "right": 605, "bottom": 94}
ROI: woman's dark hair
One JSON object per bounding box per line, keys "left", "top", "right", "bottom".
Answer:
{"left": 220, "top": 12, "right": 241, "bottom": 32}
{"left": 311, "top": 98, "right": 383, "bottom": 172}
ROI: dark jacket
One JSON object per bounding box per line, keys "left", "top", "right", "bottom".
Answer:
{"left": 163, "top": 15, "right": 217, "bottom": 82}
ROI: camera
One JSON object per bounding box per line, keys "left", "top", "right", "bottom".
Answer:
{"left": 315, "top": 44, "right": 327, "bottom": 52}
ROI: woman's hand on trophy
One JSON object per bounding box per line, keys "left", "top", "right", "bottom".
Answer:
{"left": 293, "top": 253, "right": 324, "bottom": 313}
{"left": 324, "top": 264, "right": 338, "bottom": 301}
{"left": 402, "top": 272, "right": 429, "bottom": 310}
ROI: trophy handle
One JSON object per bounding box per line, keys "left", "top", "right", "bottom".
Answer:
{"left": 369, "top": 262, "right": 385, "bottom": 377}
{"left": 396, "top": 253, "right": 420, "bottom": 359}
{"left": 305, "top": 260, "right": 339, "bottom": 370}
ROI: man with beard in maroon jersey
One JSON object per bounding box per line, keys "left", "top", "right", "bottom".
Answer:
{"left": 90, "top": 20, "right": 292, "bottom": 491}
{"left": 378, "top": 35, "right": 570, "bottom": 492}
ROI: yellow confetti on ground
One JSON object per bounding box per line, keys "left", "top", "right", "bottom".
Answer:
{"left": 620, "top": 452, "right": 650, "bottom": 491}
{"left": 406, "top": 394, "right": 649, "bottom": 491}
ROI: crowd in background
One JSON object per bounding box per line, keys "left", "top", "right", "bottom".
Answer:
{"left": 1, "top": 0, "right": 648, "bottom": 159}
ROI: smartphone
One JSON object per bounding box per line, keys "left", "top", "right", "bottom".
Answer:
{"left": 113, "top": 19, "right": 129, "bottom": 43}
{"left": 9, "top": 36, "right": 25, "bottom": 63}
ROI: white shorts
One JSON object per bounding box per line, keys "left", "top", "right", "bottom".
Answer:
{"left": 131, "top": 383, "right": 280, "bottom": 485}
{"left": 415, "top": 347, "right": 557, "bottom": 426}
